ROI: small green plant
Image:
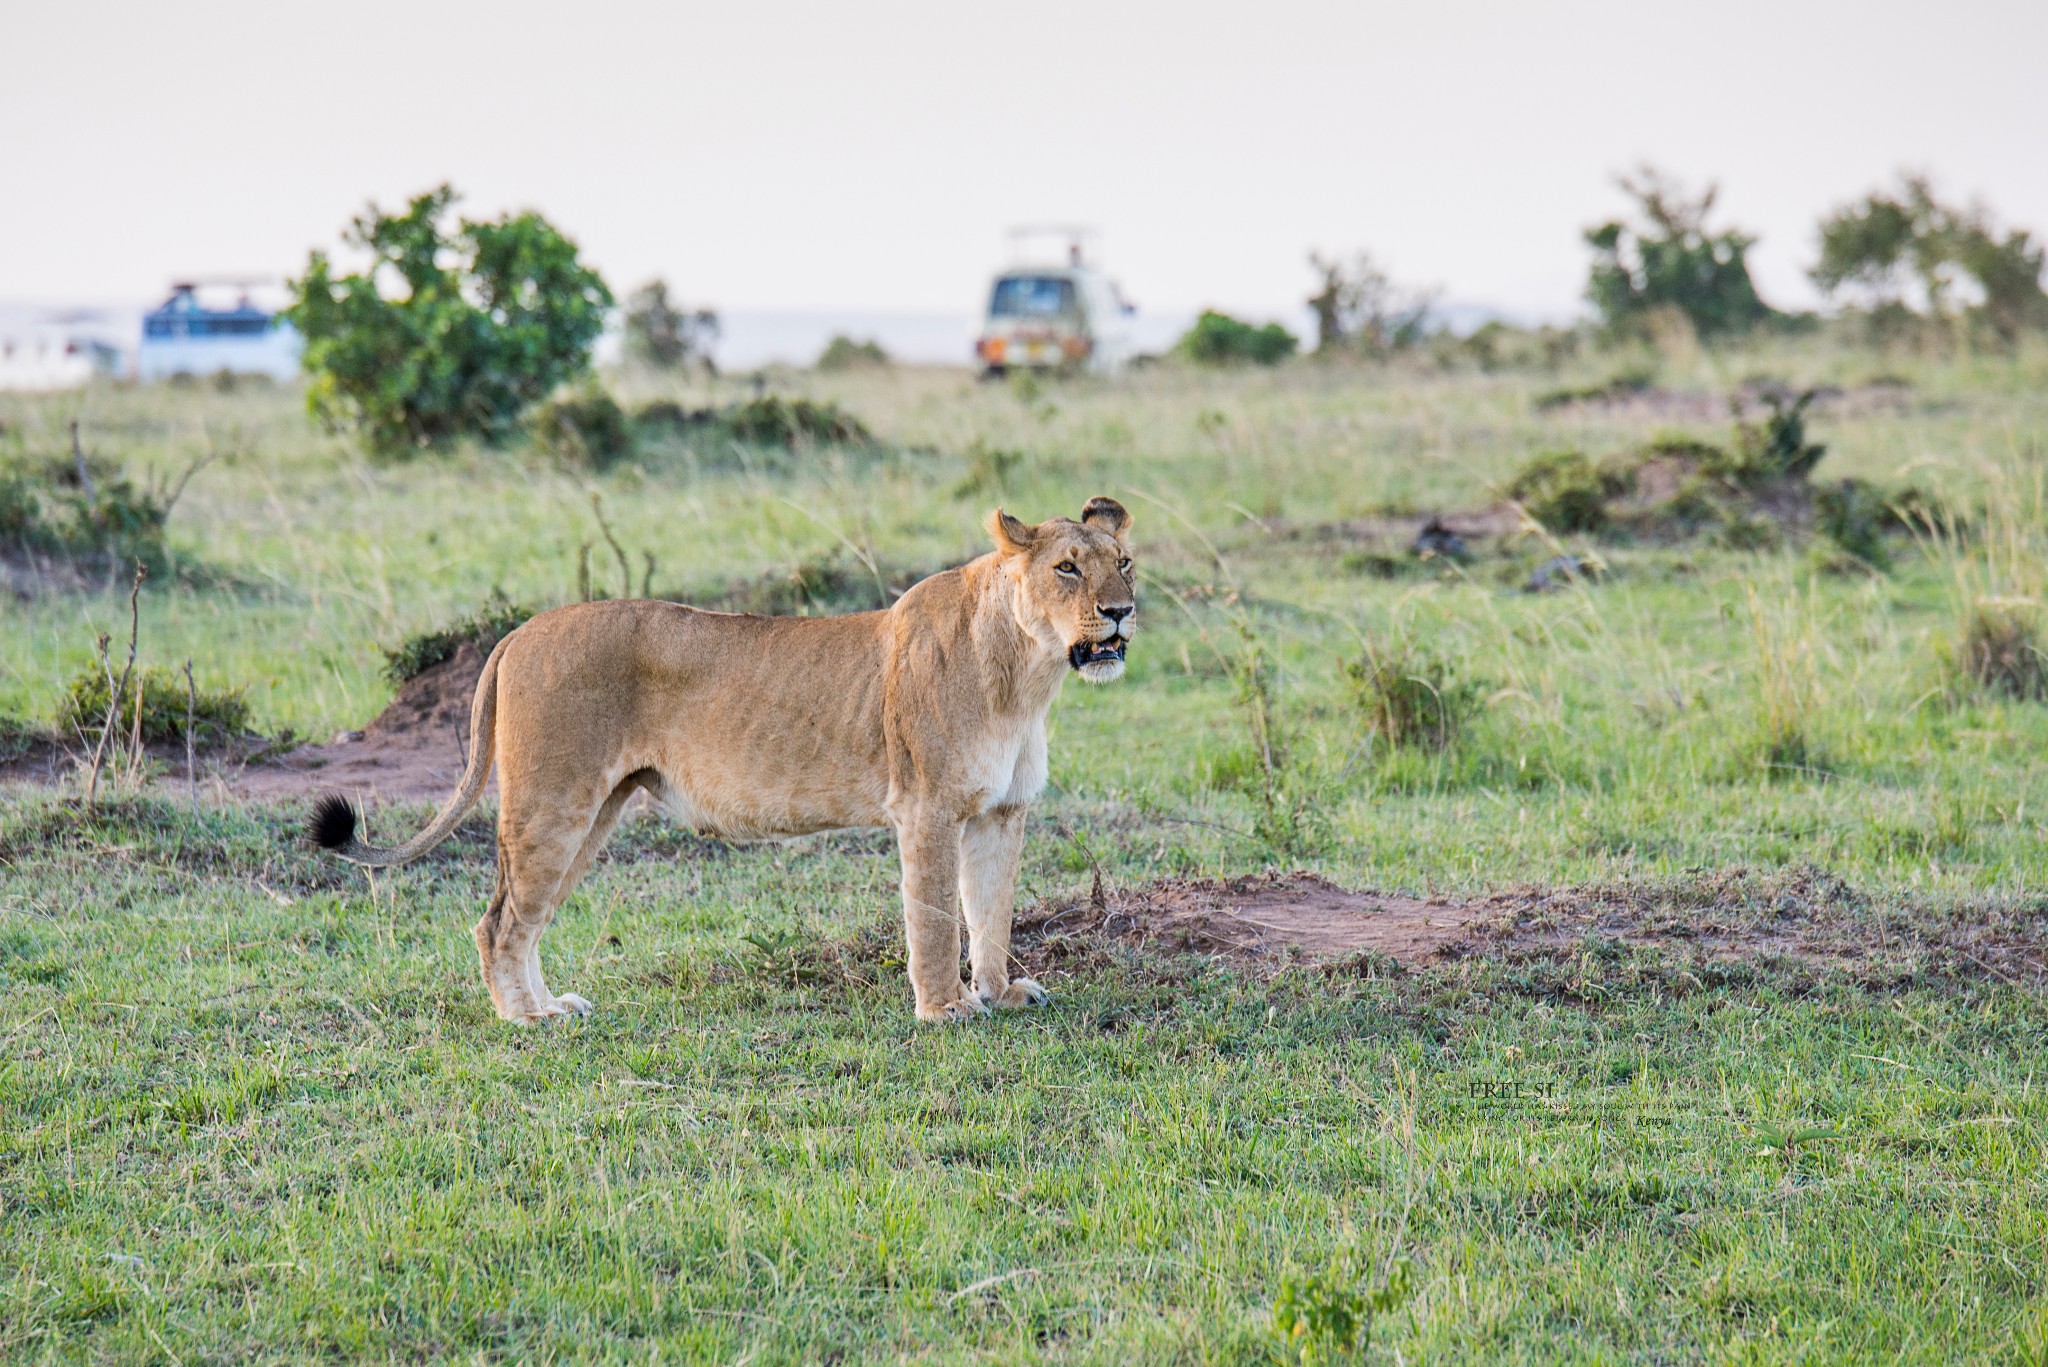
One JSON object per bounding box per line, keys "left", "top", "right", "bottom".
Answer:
{"left": 1505, "top": 448, "right": 1636, "bottom": 533}
{"left": 1272, "top": 1260, "right": 1413, "bottom": 1365}
{"left": 0, "top": 714, "right": 41, "bottom": 760}
{"left": 1814, "top": 477, "right": 1894, "bottom": 569}
{"left": 816, "top": 335, "right": 890, "bottom": 371}
{"left": 1959, "top": 606, "right": 2048, "bottom": 700}
{"left": 57, "top": 665, "right": 248, "bottom": 746}
{"left": 530, "top": 383, "right": 634, "bottom": 469}
{"left": 1743, "top": 580, "right": 1825, "bottom": 773}
{"left": 1721, "top": 388, "right": 1828, "bottom": 486}
{"left": 1348, "top": 641, "right": 1485, "bottom": 751}
{"left": 1177, "top": 310, "right": 1298, "bottom": 366}
{"left": 382, "top": 598, "right": 537, "bottom": 683}
{"left": 1531, "top": 366, "right": 1655, "bottom": 411}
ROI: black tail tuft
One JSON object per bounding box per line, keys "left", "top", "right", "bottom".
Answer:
{"left": 307, "top": 794, "right": 359, "bottom": 851}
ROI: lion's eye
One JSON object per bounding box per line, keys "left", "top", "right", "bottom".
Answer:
{"left": 1116, "top": 557, "right": 1132, "bottom": 572}
{"left": 1055, "top": 561, "right": 1079, "bottom": 577}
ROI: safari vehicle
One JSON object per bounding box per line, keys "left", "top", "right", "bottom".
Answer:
{"left": 974, "top": 228, "right": 1135, "bottom": 377}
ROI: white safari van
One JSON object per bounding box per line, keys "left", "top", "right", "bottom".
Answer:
{"left": 974, "top": 233, "right": 1135, "bottom": 377}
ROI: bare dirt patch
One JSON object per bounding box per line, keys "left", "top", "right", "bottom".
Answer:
{"left": 228, "top": 642, "right": 489, "bottom": 805}
{"left": 1016, "top": 872, "right": 1484, "bottom": 973}
{"left": 1013, "top": 867, "right": 2048, "bottom": 991}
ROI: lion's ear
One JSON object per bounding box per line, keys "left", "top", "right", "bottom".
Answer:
{"left": 988, "top": 507, "right": 1039, "bottom": 557}
{"left": 1080, "top": 496, "right": 1131, "bottom": 540}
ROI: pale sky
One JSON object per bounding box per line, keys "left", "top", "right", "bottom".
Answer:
{"left": 6, "top": 0, "right": 2044, "bottom": 322}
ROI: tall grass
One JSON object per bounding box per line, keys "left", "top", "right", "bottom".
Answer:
{"left": 1923, "top": 456, "right": 2048, "bottom": 699}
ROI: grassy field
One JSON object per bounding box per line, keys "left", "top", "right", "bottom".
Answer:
{"left": 5, "top": 346, "right": 2048, "bottom": 1362}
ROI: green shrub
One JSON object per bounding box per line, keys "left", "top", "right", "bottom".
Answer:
{"left": 1176, "top": 310, "right": 1298, "bottom": 366}
{"left": 1960, "top": 607, "right": 2048, "bottom": 701}
{"left": 0, "top": 715, "right": 40, "bottom": 760}
{"left": 57, "top": 667, "right": 249, "bottom": 745}
{"left": 622, "top": 280, "right": 718, "bottom": 371}
{"left": 816, "top": 335, "right": 890, "bottom": 371}
{"left": 1584, "top": 167, "right": 1784, "bottom": 341}
{"left": 383, "top": 599, "right": 537, "bottom": 683}
{"left": 1719, "top": 389, "right": 1827, "bottom": 486}
{"left": 1273, "top": 1260, "right": 1412, "bottom": 1366}
{"left": 0, "top": 462, "right": 173, "bottom": 576}
{"left": 288, "top": 184, "right": 612, "bottom": 455}
{"left": 530, "top": 385, "right": 633, "bottom": 469}
{"left": 722, "top": 396, "right": 872, "bottom": 447}
{"left": 1505, "top": 449, "right": 1635, "bottom": 533}
{"left": 1348, "top": 644, "right": 1487, "bottom": 750}
{"left": 1531, "top": 366, "right": 1655, "bottom": 411}
{"left": 1814, "top": 477, "right": 1894, "bottom": 569}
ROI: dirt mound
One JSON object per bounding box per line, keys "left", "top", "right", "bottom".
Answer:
{"left": 1016, "top": 872, "right": 1483, "bottom": 971}
{"left": 229, "top": 642, "right": 488, "bottom": 804}
{"left": 1467, "top": 869, "right": 2048, "bottom": 990}
{"left": 1012, "top": 867, "right": 2048, "bottom": 991}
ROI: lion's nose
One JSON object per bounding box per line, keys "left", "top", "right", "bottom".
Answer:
{"left": 1100, "top": 604, "right": 1133, "bottom": 625}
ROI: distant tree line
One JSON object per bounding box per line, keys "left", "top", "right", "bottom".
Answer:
{"left": 1175, "top": 166, "right": 2047, "bottom": 367}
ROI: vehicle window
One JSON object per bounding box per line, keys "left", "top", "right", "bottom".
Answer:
{"left": 989, "top": 276, "right": 1078, "bottom": 318}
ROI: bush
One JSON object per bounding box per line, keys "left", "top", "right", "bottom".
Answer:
{"left": 1720, "top": 388, "right": 1828, "bottom": 486}
{"left": 1348, "top": 645, "right": 1486, "bottom": 750}
{"left": 288, "top": 184, "right": 612, "bottom": 456}
{"left": 57, "top": 666, "right": 248, "bottom": 745}
{"left": 1531, "top": 366, "right": 1655, "bottom": 411}
{"left": 722, "top": 396, "right": 872, "bottom": 447}
{"left": 1814, "top": 477, "right": 1893, "bottom": 569}
{"left": 816, "top": 335, "right": 890, "bottom": 371}
{"left": 530, "top": 385, "right": 633, "bottom": 469}
{"left": 1177, "top": 311, "right": 1298, "bottom": 366}
{"left": 1584, "top": 167, "right": 1783, "bottom": 341}
{"left": 1960, "top": 608, "right": 2048, "bottom": 701}
{"left": 383, "top": 599, "right": 537, "bottom": 683}
{"left": 622, "top": 280, "right": 718, "bottom": 371}
{"left": 0, "top": 462, "right": 173, "bottom": 576}
{"left": 1814, "top": 175, "right": 2048, "bottom": 347}
{"left": 1505, "top": 449, "right": 1635, "bottom": 533}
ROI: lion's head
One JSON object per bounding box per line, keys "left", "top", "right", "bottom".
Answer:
{"left": 989, "top": 496, "right": 1136, "bottom": 684}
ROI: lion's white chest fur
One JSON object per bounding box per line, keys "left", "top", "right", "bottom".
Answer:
{"left": 959, "top": 715, "right": 1050, "bottom": 816}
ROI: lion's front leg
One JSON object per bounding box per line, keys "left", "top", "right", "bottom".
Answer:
{"left": 895, "top": 813, "right": 985, "bottom": 1023}
{"left": 961, "top": 804, "right": 1045, "bottom": 1010}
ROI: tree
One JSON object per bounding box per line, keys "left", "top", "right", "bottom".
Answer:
{"left": 1306, "top": 251, "right": 1436, "bottom": 355}
{"left": 288, "top": 185, "right": 612, "bottom": 455}
{"left": 623, "top": 280, "right": 720, "bottom": 372}
{"left": 1813, "top": 176, "right": 2048, "bottom": 346}
{"left": 1584, "top": 167, "right": 1780, "bottom": 341}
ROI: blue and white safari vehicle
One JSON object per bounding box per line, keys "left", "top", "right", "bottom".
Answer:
{"left": 137, "top": 282, "right": 302, "bottom": 382}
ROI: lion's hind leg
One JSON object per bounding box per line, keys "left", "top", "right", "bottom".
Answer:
{"left": 518, "top": 772, "right": 651, "bottom": 1019}
{"left": 477, "top": 774, "right": 643, "bottom": 1025}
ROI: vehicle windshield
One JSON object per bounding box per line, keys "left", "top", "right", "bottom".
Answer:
{"left": 989, "top": 275, "right": 1078, "bottom": 319}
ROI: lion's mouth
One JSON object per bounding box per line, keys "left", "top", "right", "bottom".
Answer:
{"left": 1068, "top": 638, "right": 1127, "bottom": 671}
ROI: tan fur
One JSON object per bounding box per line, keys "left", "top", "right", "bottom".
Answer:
{"left": 318, "top": 498, "right": 1137, "bottom": 1024}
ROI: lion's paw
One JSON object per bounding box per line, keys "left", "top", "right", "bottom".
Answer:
{"left": 982, "top": 977, "right": 1048, "bottom": 1009}
{"left": 553, "top": 993, "right": 595, "bottom": 1018}
{"left": 915, "top": 992, "right": 989, "bottom": 1024}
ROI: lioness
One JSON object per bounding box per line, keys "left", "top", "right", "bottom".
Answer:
{"left": 309, "top": 497, "right": 1135, "bottom": 1024}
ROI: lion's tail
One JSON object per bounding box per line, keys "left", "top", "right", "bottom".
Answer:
{"left": 306, "top": 630, "right": 516, "bottom": 868}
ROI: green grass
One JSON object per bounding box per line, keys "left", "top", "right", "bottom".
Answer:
{"left": 5, "top": 345, "right": 2048, "bottom": 1361}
